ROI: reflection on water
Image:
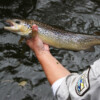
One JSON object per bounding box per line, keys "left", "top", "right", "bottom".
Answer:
{"left": 0, "top": 0, "right": 100, "bottom": 100}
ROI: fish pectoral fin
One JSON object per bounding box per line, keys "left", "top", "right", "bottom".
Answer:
{"left": 94, "top": 32, "right": 100, "bottom": 36}
{"left": 85, "top": 46, "right": 95, "bottom": 52}
{"left": 18, "top": 36, "right": 25, "bottom": 44}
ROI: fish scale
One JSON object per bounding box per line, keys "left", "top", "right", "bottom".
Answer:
{"left": 4, "top": 19, "right": 100, "bottom": 51}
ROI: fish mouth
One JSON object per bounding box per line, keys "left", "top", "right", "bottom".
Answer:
{"left": 7, "top": 20, "right": 14, "bottom": 26}
{"left": 4, "top": 20, "right": 15, "bottom": 30}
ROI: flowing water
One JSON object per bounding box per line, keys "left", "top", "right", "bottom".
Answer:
{"left": 0, "top": 0, "right": 100, "bottom": 100}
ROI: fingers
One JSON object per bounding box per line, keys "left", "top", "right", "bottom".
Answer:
{"left": 26, "top": 24, "right": 50, "bottom": 51}
{"left": 26, "top": 24, "right": 39, "bottom": 44}
{"left": 31, "top": 24, "right": 38, "bottom": 38}
{"left": 32, "top": 24, "right": 38, "bottom": 32}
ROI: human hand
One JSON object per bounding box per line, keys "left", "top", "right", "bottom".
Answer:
{"left": 26, "top": 24, "right": 50, "bottom": 56}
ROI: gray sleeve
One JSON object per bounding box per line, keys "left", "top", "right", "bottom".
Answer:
{"left": 90, "top": 58, "right": 100, "bottom": 78}
{"left": 55, "top": 69, "right": 90, "bottom": 100}
{"left": 55, "top": 73, "right": 80, "bottom": 100}
{"left": 55, "top": 58, "right": 100, "bottom": 100}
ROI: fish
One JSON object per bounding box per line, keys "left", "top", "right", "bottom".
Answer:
{"left": 4, "top": 19, "right": 100, "bottom": 51}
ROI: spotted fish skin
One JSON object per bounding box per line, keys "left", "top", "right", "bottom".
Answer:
{"left": 4, "top": 19, "right": 100, "bottom": 51}
{"left": 29, "top": 20, "right": 100, "bottom": 51}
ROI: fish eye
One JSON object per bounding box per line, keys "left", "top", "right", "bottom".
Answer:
{"left": 15, "top": 20, "right": 20, "bottom": 24}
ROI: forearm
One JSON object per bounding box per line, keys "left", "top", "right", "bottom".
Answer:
{"left": 26, "top": 25, "right": 70, "bottom": 85}
{"left": 35, "top": 51, "right": 70, "bottom": 85}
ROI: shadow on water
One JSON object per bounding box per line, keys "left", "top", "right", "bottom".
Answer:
{"left": 0, "top": 0, "right": 100, "bottom": 100}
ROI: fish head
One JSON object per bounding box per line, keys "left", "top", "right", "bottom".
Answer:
{"left": 4, "top": 19, "right": 32, "bottom": 36}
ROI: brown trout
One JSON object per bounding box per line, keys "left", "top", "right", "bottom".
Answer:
{"left": 4, "top": 19, "right": 100, "bottom": 51}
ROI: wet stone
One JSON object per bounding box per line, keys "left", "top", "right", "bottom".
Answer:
{"left": 0, "top": 0, "right": 100, "bottom": 100}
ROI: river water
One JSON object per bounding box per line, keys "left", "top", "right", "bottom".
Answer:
{"left": 0, "top": 0, "right": 100, "bottom": 100}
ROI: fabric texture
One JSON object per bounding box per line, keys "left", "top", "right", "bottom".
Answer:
{"left": 52, "top": 77, "right": 66, "bottom": 95}
{"left": 52, "top": 58, "right": 100, "bottom": 100}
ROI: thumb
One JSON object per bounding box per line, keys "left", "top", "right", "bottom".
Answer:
{"left": 31, "top": 24, "right": 38, "bottom": 37}
{"left": 32, "top": 24, "right": 38, "bottom": 32}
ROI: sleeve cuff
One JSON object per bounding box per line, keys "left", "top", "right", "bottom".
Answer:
{"left": 51, "top": 77, "right": 66, "bottom": 95}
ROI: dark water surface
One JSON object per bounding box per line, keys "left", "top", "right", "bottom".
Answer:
{"left": 0, "top": 0, "right": 100, "bottom": 100}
